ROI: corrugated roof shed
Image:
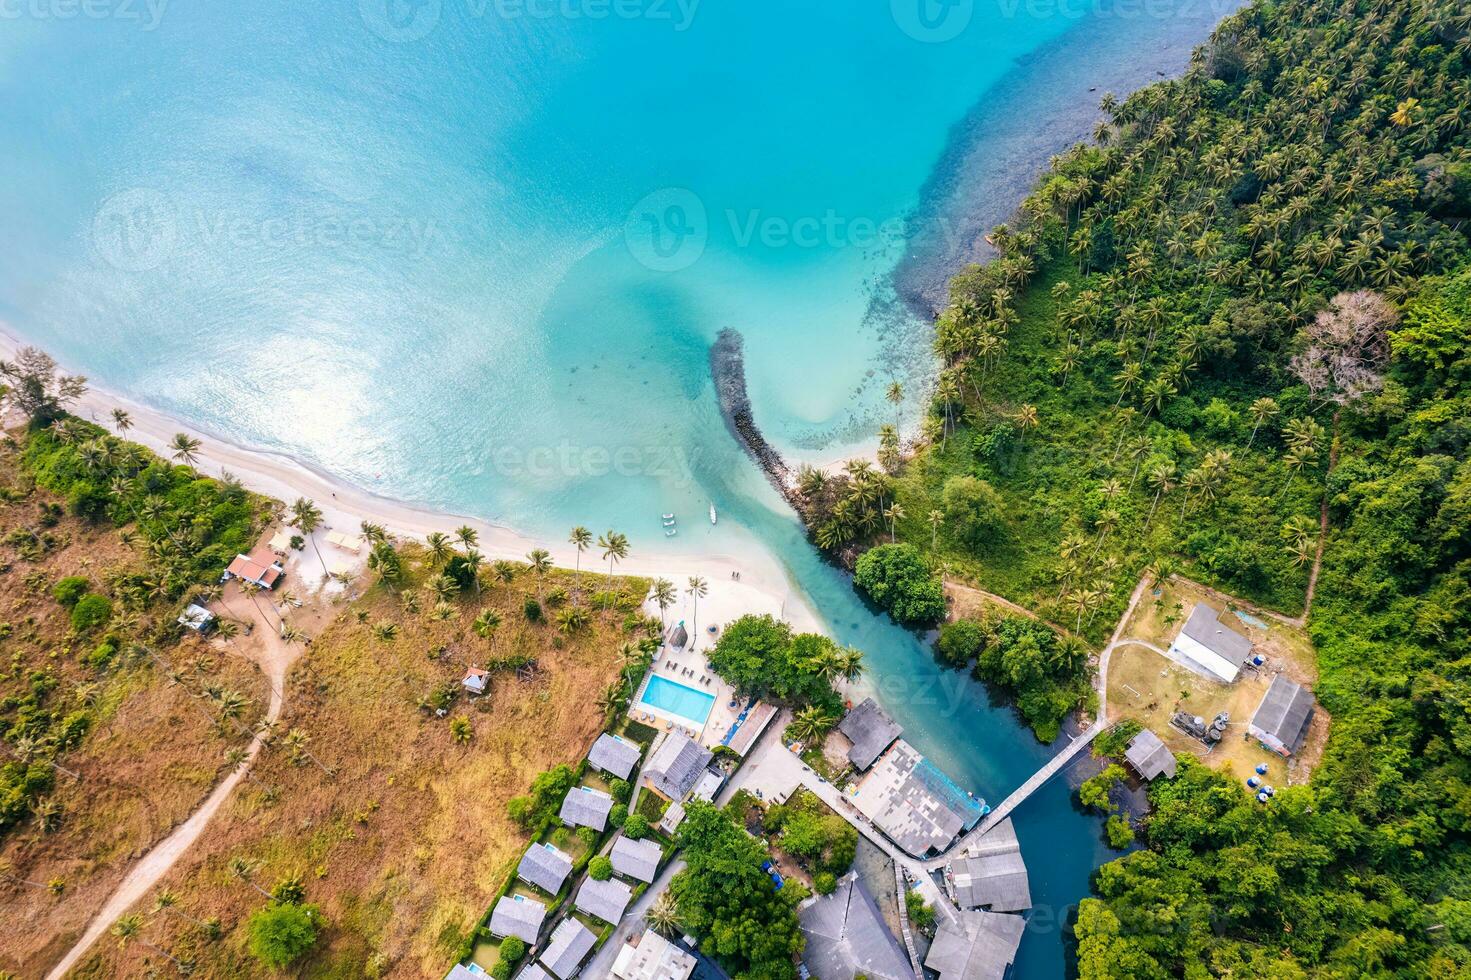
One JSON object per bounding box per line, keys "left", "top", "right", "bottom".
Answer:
{"left": 1169, "top": 602, "right": 1254, "bottom": 682}
{"left": 1249, "top": 674, "right": 1316, "bottom": 756}
{"left": 589, "top": 732, "right": 642, "bottom": 780}
{"left": 950, "top": 817, "right": 1032, "bottom": 912}
{"left": 559, "top": 785, "right": 614, "bottom": 831}
{"left": 489, "top": 894, "right": 546, "bottom": 944}
{"left": 924, "top": 910, "right": 1026, "bottom": 980}
{"left": 518, "top": 841, "right": 574, "bottom": 895}
{"left": 645, "top": 733, "right": 713, "bottom": 801}
{"left": 610, "top": 835, "right": 662, "bottom": 883}
{"left": 576, "top": 876, "right": 634, "bottom": 923}
{"left": 1124, "top": 728, "right": 1177, "bottom": 781}
{"left": 798, "top": 873, "right": 913, "bottom": 980}
{"left": 836, "top": 697, "right": 904, "bottom": 771}
{"left": 515, "top": 964, "right": 552, "bottom": 980}
{"left": 540, "top": 918, "right": 597, "bottom": 979}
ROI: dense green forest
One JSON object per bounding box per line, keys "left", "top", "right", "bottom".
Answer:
{"left": 805, "top": 0, "right": 1470, "bottom": 973}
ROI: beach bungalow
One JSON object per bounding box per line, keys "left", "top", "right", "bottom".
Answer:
{"left": 798, "top": 872, "right": 912, "bottom": 980}
{"left": 609, "top": 834, "right": 662, "bottom": 883}
{"left": 1249, "top": 675, "right": 1317, "bottom": 757}
{"left": 836, "top": 697, "right": 903, "bottom": 772}
{"left": 1124, "top": 729, "right": 1177, "bottom": 781}
{"left": 667, "top": 622, "right": 689, "bottom": 651}
{"left": 461, "top": 667, "right": 490, "bottom": 696}
{"left": 948, "top": 817, "right": 1032, "bottom": 913}
{"left": 539, "top": 918, "right": 597, "bottom": 979}
{"left": 588, "top": 732, "right": 642, "bottom": 781}
{"left": 1167, "top": 601, "right": 1254, "bottom": 683}
{"left": 177, "top": 603, "right": 216, "bottom": 633}
{"left": 267, "top": 529, "right": 295, "bottom": 554}
{"left": 517, "top": 841, "right": 574, "bottom": 895}
{"left": 575, "top": 876, "right": 634, "bottom": 924}
{"left": 223, "top": 551, "right": 285, "bottom": 590}
{"left": 924, "top": 910, "right": 1026, "bottom": 980}
{"left": 643, "top": 732, "right": 713, "bottom": 802}
{"left": 611, "top": 928, "right": 697, "bottom": 980}
{"left": 489, "top": 894, "right": 547, "bottom": 945}
{"left": 559, "top": 785, "right": 614, "bottom": 832}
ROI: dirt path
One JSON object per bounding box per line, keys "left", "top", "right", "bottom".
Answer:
{"left": 46, "top": 584, "right": 301, "bottom": 980}
{"left": 944, "top": 579, "right": 1077, "bottom": 640}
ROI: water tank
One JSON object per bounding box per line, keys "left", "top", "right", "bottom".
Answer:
{"left": 1264, "top": 786, "right": 1275, "bottom": 796}
{"left": 1255, "top": 763, "right": 1269, "bottom": 775}
{"left": 1247, "top": 777, "right": 1260, "bottom": 788}
{"left": 1253, "top": 655, "right": 1265, "bottom": 666}
{"left": 1257, "top": 791, "right": 1270, "bottom": 803}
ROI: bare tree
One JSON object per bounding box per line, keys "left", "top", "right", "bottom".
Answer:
{"left": 1289, "top": 290, "right": 1395, "bottom": 406}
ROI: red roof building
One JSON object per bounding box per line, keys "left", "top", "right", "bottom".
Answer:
{"left": 224, "top": 551, "right": 284, "bottom": 589}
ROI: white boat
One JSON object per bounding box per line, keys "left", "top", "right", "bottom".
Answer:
{"left": 709, "top": 503, "right": 718, "bottom": 525}
{"left": 662, "top": 512, "right": 675, "bottom": 521}
{"left": 665, "top": 528, "right": 678, "bottom": 537}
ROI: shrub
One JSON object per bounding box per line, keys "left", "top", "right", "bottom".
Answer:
{"left": 813, "top": 872, "right": 836, "bottom": 895}
{"left": 52, "top": 576, "right": 89, "bottom": 608}
{"left": 588, "top": 856, "right": 613, "bottom": 881}
{"left": 577, "top": 826, "right": 599, "bottom": 850}
{"left": 610, "top": 778, "right": 632, "bottom": 804}
{"left": 246, "top": 902, "right": 322, "bottom": 969}
{"left": 70, "top": 594, "right": 112, "bottom": 632}
{"left": 498, "top": 936, "right": 527, "bottom": 963}
{"left": 853, "top": 544, "right": 945, "bottom": 626}
{"left": 1105, "top": 814, "right": 1134, "bottom": 849}
{"left": 609, "top": 804, "right": 628, "bottom": 829}
{"left": 936, "top": 619, "right": 988, "bottom": 666}
{"left": 489, "top": 961, "right": 511, "bottom": 980}
{"left": 941, "top": 475, "right": 1005, "bottom": 547}
{"left": 522, "top": 597, "right": 542, "bottom": 622}
{"left": 85, "top": 640, "right": 118, "bottom": 669}
{"left": 905, "top": 889, "right": 936, "bottom": 932}
{"left": 1079, "top": 764, "right": 1126, "bottom": 814}
{"left": 623, "top": 813, "right": 650, "bottom": 840}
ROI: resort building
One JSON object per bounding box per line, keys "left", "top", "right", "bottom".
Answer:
{"left": 223, "top": 550, "right": 284, "bottom": 590}
{"left": 836, "top": 697, "right": 903, "bottom": 771}
{"left": 575, "top": 875, "right": 634, "bottom": 924}
{"left": 489, "top": 894, "right": 546, "bottom": 945}
{"left": 1168, "top": 601, "right": 1254, "bottom": 683}
{"left": 461, "top": 667, "right": 490, "bottom": 696}
{"left": 515, "top": 964, "right": 552, "bottom": 980}
{"left": 177, "top": 603, "right": 215, "bottom": 632}
{"left": 723, "top": 700, "right": 778, "bottom": 757}
{"left": 657, "top": 800, "right": 685, "bottom": 836}
{"left": 643, "top": 732, "right": 713, "bottom": 802}
{"left": 611, "top": 928, "right": 697, "bottom": 980}
{"left": 559, "top": 785, "right": 614, "bottom": 831}
{"left": 539, "top": 918, "right": 597, "bottom": 979}
{"left": 609, "top": 834, "right": 662, "bottom": 883}
{"left": 850, "top": 739, "right": 985, "bottom": 858}
{"left": 1249, "top": 675, "right": 1317, "bottom": 757}
{"left": 1124, "top": 729, "right": 1177, "bottom": 781}
{"left": 517, "top": 841, "right": 574, "bottom": 895}
{"left": 588, "top": 732, "right": 642, "bottom": 781}
{"left": 924, "top": 910, "right": 1026, "bottom": 980}
{"left": 947, "top": 817, "right": 1031, "bottom": 912}
{"left": 797, "top": 872, "right": 913, "bottom": 980}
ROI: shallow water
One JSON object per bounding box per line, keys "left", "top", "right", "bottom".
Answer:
{"left": 0, "top": 2, "right": 1232, "bottom": 974}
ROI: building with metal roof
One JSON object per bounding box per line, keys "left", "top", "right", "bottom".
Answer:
{"left": 948, "top": 817, "right": 1031, "bottom": 912}
{"left": 924, "top": 910, "right": 1026, "bottom": 980}
{"left": 1124, "top": 728, "right": 1177, "bottom": 781}
{"left": 643, "top": 732, "right": 713, "bottom": 802}
{"left": 836, "top": 697, "right": 904, "bottom": 771}
{"left": 1168, "top": 601, "right": 1254, "bottom": 683}
{"left": 610, "top": 929, "right": 697, "bottom": 980}
{"left": 575, "top": 876, "right": 634, "bottom": 924}
{"left": 850, "top": 739, "right": 984, "bottom": 857}
{"left": 798, "top": 872, "right": 912, "bottom": 980}
{"left": 1249, "top": 674, "right": 1316, "bottom": 756}
{"left": 589, "top": 732, "right": 642, "bottom": 781}
{"left": 518, "top": 841, "right": 574, "bottom": 895}
{"left": 514, "top": 963, "right": 552, "bottom": 980}
{"left": 489, "top": 894, "right": 546, "bottom": 945}
{"left": 539, "top": 918, "right": 597, "bottom": 979}
{"left": 609, "top": 834, "right": 662, "bottom": 883}
{"left": 559, "top": 785, "right": 614, "bottom": 831}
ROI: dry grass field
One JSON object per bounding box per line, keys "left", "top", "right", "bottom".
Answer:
{"left": 0, "top": 441, "right": 269, "bottom": 977}
{"left": 72, "top": 560, "right": 651, "bottom": 979}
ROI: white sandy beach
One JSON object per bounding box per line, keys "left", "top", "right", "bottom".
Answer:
{"left": 0, "top": 325, "right": 823, "bottom": 634}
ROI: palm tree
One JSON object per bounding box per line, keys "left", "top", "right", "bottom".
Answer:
{"left": 526, "top": 548, "right": 552, "bottom": 602}
{"left": 0, "top": 857, "right": 53, "bottom": 892}
{"left": 651, "top": 578, "right": 677, "bottom": 631}
{"left": 927, "top": 509, "right": 944, "bottom": 551}
{"left": 833, "top": 646, "right": 865, "bottom": 684}
{"left": 283, "top": 727, "right": 333, "bottom": 777}
{"left": 472, "top": 609, "right": 502, "bottom": 649}
{"left": 686, "top": 576, "right": 708, "bottom": 640}
{"left": 884, "top": 502, "right": 905, "bottom": 543}
{"left": 1247, "top": 397, "right": 1279, "bottom": 447}
{"left": 1014, "top": 404, "right": 1039, "bottom": 443}
{"left": 112, "top": 912, "right": 185, "bottom": 971}
{"left": 1144, "top": 462, "right": 1177, "bottom": 528}
{"left": 455, "top": 525, "right": 479, "bottom": 551}
{"left": 646, "top": 892, "right": 682, "bottom": 937}
{"left": 111, "top": 408, "right": 132, "bottom": 434}
{"left": 886, "top": 380, "right": 903, "bottom": 429}
{"left": 569, "top": 525, "right": 592, "bottom": 594}
{"left": 151, "top": 888, "right": 210, "bottom": 930}
{"left": 462, "top": 548, "right": 485, "bottom": 596}
{"left": 598, "top": 530, "right": 629, "bottom": 598}
{"left": 290, "top": 498, "right": 326, "bottom": 579}
{"left": 790, "top": 706, "right": 835, "bottom": 744}
{"left": 424, "top": 531, "right": 453, "bottom": 567}
{"left": 239, "top": 582, "right": 280, "bottom": 630}
{"left": 229, "top": 857, "right": 273, "bottom": 899}
{"left": 169, "top": 433, "right": 201, "bottom": 467}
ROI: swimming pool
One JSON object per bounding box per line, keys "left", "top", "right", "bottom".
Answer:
{"left": 640, "top": 675, "right": 716, "bottom": 725}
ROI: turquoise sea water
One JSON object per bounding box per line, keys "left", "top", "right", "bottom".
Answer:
{"left": 640, "top": 674, "right": 716, "bottom": 725}
{"left": 0, "top": 2, "right": 1232, "bottom": 975}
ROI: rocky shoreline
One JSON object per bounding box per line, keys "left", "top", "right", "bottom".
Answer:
{"left": 709, "top": 328, "right": 801, "bottom": 508}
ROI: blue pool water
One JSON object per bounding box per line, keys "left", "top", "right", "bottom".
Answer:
{"left": 0, "top": 3, "right": 1233, "bottom": 975}
{"left": 640, "top": 675, "right": 717, "bottom": 726}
